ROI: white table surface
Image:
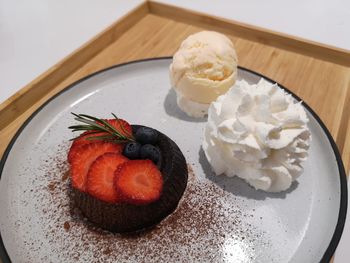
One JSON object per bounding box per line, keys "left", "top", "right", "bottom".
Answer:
{"left": 0, "top": 0, "right": 349, "bottom": 261}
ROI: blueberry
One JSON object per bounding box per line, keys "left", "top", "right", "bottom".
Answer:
{"left": 135, "top": 127, "right": 158, "bottom": 145}
{"left": 123, "top": 142, "right": 141, "bottom": 159}
{"left": 140, "top": 144, "right": 160, "bottom": 164}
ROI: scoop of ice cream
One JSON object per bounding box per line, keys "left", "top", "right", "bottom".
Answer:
{"left": 169, "top": 31, "right": 238, "bottom": 117}
{"left": 203, "top": 78, "right": 311, "bottom": 192}
{"left": 175, "top": 91, "right": 210, "bottom": 118}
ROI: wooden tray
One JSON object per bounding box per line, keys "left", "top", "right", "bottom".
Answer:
{"left": 1, "top": 1, "right": 349, "bottom": 171}
{"left": 0, "top": 2, "right": 349, "bottom": 262}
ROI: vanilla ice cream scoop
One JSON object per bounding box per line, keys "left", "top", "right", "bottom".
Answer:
{"left": 203, "top": 79, "right": 311, "bottom": 192}
{"left": 169, "top": 31, "right": 238, "bottom": 117}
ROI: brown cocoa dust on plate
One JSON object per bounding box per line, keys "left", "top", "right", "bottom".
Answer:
{"left": 18, "top": 144, "right": 269, "bottom": 262}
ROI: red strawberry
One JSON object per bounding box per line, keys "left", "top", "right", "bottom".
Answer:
{"left": 86, "top": 153, "right": 128, "bottom": 203}
{"left": 103, "top": 119, "right": 132, "bottom": 137}
{"left": 68, "top": 131, "right": 105, "bottom": 162}
{"left": 70, "top": 142, "right": 123, "bottom": 192}
{"left": 114, "top": 160, "right": 163, "bottom": 205}
{"left": 68, "top": 119, "right": 132, "bottom": 163}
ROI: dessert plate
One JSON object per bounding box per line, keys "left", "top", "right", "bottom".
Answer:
{"left": 0, "top": 57, "right": 346, "bottom": 263}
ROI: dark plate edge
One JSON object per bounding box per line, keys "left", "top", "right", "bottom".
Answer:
{"left": 241, "top": 66, "right": 347, "bottom": 263}
{"left": 0, "top": 57, "right": 347, "bottom": 263}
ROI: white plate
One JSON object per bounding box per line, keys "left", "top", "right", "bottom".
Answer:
{"left": 0, "top": 58, "right": 347, "bottom": 263}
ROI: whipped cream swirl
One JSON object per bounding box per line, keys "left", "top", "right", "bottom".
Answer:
{"left": 203, "top": 79, "right": 311, "bottom": 192}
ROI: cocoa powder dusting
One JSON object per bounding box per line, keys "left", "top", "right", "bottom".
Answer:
{"left": 48, "top": 182, "right": 56, "bottom": 192}
{"left": 64, "top": 221, "right": 70, "bottom": 231}
{"left": 103, "top": 247, "right": 112, "bottom": 255}
{"left": 14, "top": 144, "right": 271, "bottom": 262}
{"left": 62, "top": 171, "right": 69, "bottom": 182}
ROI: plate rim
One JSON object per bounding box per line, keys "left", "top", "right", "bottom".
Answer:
{"left": 0, "top": 57, "right": 347, "bottom": 263}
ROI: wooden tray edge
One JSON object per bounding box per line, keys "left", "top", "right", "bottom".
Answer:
{"left": 342, "top": 119, "right": 350, "bottom": 175}
{"left": 0, "top": 1, "right": 149, "bottom": 131}
{"left": 1, "top": 1, "right": 349, "bottom": 167}
{"left": 149, "top": 1, "right": 350, "bottom": 66}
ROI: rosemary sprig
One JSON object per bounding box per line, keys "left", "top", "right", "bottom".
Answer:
{"left": 68, "top": 113, "right": 134, "bottom": 143}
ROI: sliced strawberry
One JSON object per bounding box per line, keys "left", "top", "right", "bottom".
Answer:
{"left": 70, "top": 142, "right": 123, "bottom": 192}
{"left": 68, "top": 131, "right": 105, "bottom": 162}
{"left": 71, "top": 131, "right": 105, "bottom": 148}
{"left": 86, "top": 153, "right": 128, "bottom": 203}
{"left": 68, "top": 119, "right": 132, "bottom": 163}
{"left": 103, "top": 119, "right": 132, "bottom": 137}
{"left": 114, "top": 160, "right": 163, "bottom": 205}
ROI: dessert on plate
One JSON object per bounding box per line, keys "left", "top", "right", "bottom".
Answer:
{"left": 169, "top": 31, "right": 238, "bottom": 118}
{"left": 203, "top": 79, "right": 311, "bottom": 192}
{"left": 67, "top": 113, "right": 188, "bottom": 232}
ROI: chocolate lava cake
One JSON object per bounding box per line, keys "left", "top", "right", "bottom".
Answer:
{"left": 67, "top": 114, "right": 188, "bottom": 233}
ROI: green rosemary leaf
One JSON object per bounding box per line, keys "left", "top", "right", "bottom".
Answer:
{"left": 99, "top": 119, "right": 129, "bottom": 140}
{"left": 83, "top": 130, "right": 106, "bottom": 135}
{"left": 69, "top": 112, "right": 134, "bottom": 144}
{"left": 74, "top": 118, "right": 110, "bottom": 133}
{"left": 111, "top": 113, "right": 119, "bottom": 120}
{"left": 71, "top": 112, "right": 81, "bottom": 118}
{"left": 112, "top": 112, "right": 133, "bottom": 138}
{"left": 86, "top": 135, "right": 116, "bottom": 141}
{"left": 68, "top": 125, "right": 97, "bottom": 130}
{"left": 69, "top": 135, "right": 83, "bottom": 141}
{"left": 75, "top": 114, "right": 123, "bottom": 136}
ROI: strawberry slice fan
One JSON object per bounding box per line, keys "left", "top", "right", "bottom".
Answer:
{"left": 67, "top": 113, "right": 188, "bottom": 233}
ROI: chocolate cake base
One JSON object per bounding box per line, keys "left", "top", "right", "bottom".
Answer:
{"left": 73, "top": 125, "right": 188, "bottom": 233}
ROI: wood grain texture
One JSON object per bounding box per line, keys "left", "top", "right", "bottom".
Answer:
{"left": 343, "top": 119, "right": 350, "bottom": 175}
{"left": 0, "top": 2, "right": 349, "bottom": 171}
{"left": 0, "top": 3, "right": 349, "bottom": 262}
{"left": 0, "top": 1, "right": 149, "bottom": 131}
{"left": 148, "top": 1, "right": 350, "bottom": 67}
